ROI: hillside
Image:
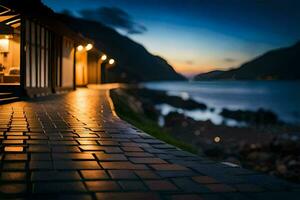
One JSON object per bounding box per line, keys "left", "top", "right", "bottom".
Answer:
{"left": 57, "top": 15, "right": 186, "bottom": 83}
{"left": 194, "top": 42, "right": 300, "bottom": 80}
{"left": 193, "top": 70, "right": 224, "bottom": 81}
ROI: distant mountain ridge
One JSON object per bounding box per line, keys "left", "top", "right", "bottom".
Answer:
{"left": 58, "top": 15, "right": 186, "bottom": 83}
{"left": 193, "top": 70, "right": 224, "bottom": 81}
{"left": 194, "top": 42, "right": 300, "bottom": 80}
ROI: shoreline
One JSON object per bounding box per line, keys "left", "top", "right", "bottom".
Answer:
{"left": 144, "top": 80, "right": 300, "bottom": 125}
{"left": 110, "top": 87, "right": 300, "bottom": 183}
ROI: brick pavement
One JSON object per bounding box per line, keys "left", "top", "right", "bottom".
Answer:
{"left": 0, "top": 88, "right": 299, "bottom": 199}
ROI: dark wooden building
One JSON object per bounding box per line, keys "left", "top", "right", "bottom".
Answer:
{"left": 0, "top": 0, "right": 90, "bottom": 99}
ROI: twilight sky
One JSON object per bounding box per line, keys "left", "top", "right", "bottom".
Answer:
{"left": 43, "top": 0, "right": 300, "bottom": 76}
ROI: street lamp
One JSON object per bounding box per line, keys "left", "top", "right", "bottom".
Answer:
{"left": 85, "top": 44, "right": 93, "bottom": 51}
{"left": 77, "top": 45, "right": 83, "bottom": 51}
{"left": 108, "top": 59, "right": 115, "bottom": 65}
{"left": 101, "top": 54, "right": 107, "bottom": 61}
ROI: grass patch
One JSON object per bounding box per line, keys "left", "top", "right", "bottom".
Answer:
{"left": 110, "top": 89, "right": 197, "bottom": 154}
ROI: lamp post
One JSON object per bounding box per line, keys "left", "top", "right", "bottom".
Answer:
{"left": 99, "top": 54, "right": 107, "bottom": 84}
{"left": 105, "top": 59, "right": 116, "bottom": 83}
{"left": 75, "top": 43, "right": 93, "bottom": 86}
{"left": 100, "top": 55, "right": 116, "bottom": 84}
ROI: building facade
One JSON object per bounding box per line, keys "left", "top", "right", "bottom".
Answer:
{"left": 0, "top": 0, "right": 91, "bottom": 98}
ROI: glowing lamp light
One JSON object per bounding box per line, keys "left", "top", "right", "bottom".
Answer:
{"left": 0, "top": 39, "right": 9, "bottom": 53}
{"left": 77, "top": 45, "right": 84, "bottom": 51}
{"left": 214, "top": 136, "right": 221, "bottom": 143}
{"left": 101, "top": 54, "right": 107, "bottom": 61}
{"left": 85, "top": 43, "right": 93, "bottom": 51}
{"left": 109, "top": 59, "right": 115, "bottom": 65}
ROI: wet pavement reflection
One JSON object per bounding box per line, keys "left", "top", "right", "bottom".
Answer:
{"left": 0, "top": 86, "right": 298, "bottom": 199}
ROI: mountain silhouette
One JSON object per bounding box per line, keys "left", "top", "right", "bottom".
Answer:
{"left": 194, "top": 42, "right": 300, "bottom": 80}
{"left": 58, "top": 14, "right": 185, "bottom": 83}
{"left": 193, "top": 70, "right": 224, "bottom": 81}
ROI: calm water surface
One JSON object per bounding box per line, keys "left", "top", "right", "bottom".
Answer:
{"left": 144, "top": 81, "right": 300, "bottom": 125}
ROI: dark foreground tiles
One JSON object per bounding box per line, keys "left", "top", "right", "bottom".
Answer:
{"left": 100, "top": 161, "right": 148, "bottom": 170}
{"left": 33, "top": 181, "right": 86, "bottom": 193}
{"left": 0, "top": 183, "right": 27, "bottom": 195}
{"left": 95, "top": 192, "right": 161, "bottom": 200}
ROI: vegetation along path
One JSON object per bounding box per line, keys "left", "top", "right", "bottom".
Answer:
{"left": 0, "top": 86, "right": 299, "bottom": 200}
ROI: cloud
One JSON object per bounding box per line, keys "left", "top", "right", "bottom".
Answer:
{"left": 79, "top": 7, "right": 147, "bottom": 34}
{"left": 223, "top": 58, "right": 236, "bottom": 63}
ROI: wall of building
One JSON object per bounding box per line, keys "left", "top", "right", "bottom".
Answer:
{"left": 76, "top": 50, "right": 88, "bottom": 86}
{"left": 62, "top": 37, "right": 74, "bottom": 88}
{"left": 25, "top": 19, "right": 50, "bottom": 89}
{"left": 88, "top": 53, "right": 101, "bottom": 84}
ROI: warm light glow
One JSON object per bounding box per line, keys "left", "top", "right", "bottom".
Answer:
{"left": 101, "top": 54, "right": 107, "bottom": 61}
{"left": 109, "top": 59, "right": 115, "bottom": 65}
{"left": 214, "top": 136, "right": 221, "bottom": 143}
{"left": 6, "top": 18, "right": 20, "bottom": 25}
{"left": 0, "top": 39, "right": 9, "bottom": 52}
{"left": 77, "top": 45, "right": 84, "bottom": 51}
{"left": 85, "top": 44, "right": 93, "bottom": 51}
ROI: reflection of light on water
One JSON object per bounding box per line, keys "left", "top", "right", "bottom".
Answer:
{"left": 158, "top": 116, "right": 164, "bottom": 127}
{"left": 156, "top": 104, "right": 247, "bottom": 127}
{"left": 145, "top": 81, "right": 300, "bottom": 125}
{"left": 167, "top": 91, "right": 189, "bottom": 100}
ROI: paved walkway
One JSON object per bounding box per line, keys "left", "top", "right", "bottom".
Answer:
{"left": 0, "top": 87, "right": 299, "bottom": 200}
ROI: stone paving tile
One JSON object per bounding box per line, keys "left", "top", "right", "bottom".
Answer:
{"left": 172, "top": 177, "right": 211, "bottom": 193}
{"left": 156, "top": 170, "right": 198, "bottom": 178}
{"left": 31, "top": 153, "right": 51, "bottom": 161}
{"left": 52, "top": 152, "right": 95, "bottom": 160}
{"left": 4, "top": 153, "right": 28, "bottom": 161}
{"left": 150, "top": 164, "right": 189, "bottom": 171}
{"left": 129, "top": 157, "right": 167, "bottom": 164}
{"left": 3, "top": 162, "right": 26, "bottom": 170}
{"left": 100, "top": 161, "right": 148, "bottom": 170}
{"left": 0, "top": 172, "right": 27, "bottom": 181}
{"left": 79, "top": 145, "right": 122, "bottom": 153}
{"left": 31, "top": 171, "right": 81, "bottom": 181}
{"left": 95, "top": 152, "right": 127, "bottom": 161}
{"left": 205, "top": 183, "right": 237, "bottom": 193}
{"left": 233, "top": 183, "right": 265, "bottom": 192}
{"left": 0, "top": 183, "right": 27, "bottom": 195}
{"left": 108, "top": 170, "right": 139, "bottom": 179}
{"left": 169, "top": 194, "right": 204, "bottom": 200}
{"left": 28, "top": 145, "right": 51, "bottom": 152}
{"left": 54, "top": 161, "right": 101, "bottom": 170}
{"left": 0, "top": 88, "right": 298, "bottom": 199}
{"left": 29, "top": 161, "right": 53, "bottom": 170}
{"left": 95, "top": 192, "right": 161, "bottom": 200}
{"left": 134, "top": 170, "right": 160, "bottom": 179}
{"left": 144, "top": 180, "right": 178, "bottom": 191}
{"left": 193, "top": 176, "right": 219, "bottom": 184}
{"left": 98, "top": 140, "right": 119, "bottom": 146}
{"left": 121, "top": 146, "right": 144, "bottom": 152}
{"left": 118, "top": 180, "right": 147, "bottom": 191}
{"left": 4, "top": 146, "right": 24, "bottom": 152}
{"left": 57, "top": 194, "right": 93, "bottom": 200}
{"left": 125, "top": 152, "right": 154, "bottom": 157}
{"left": 33, "top": 181, "right": 86, "bottom": 193}
{"left": 81, "top": 170, "right": 109, "bottom": 180}
{"left": 247, "top": 191, "right": 300, "bottom": 200}
{"left": 85, "top": 180, "right": 120, "bottom": 191}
